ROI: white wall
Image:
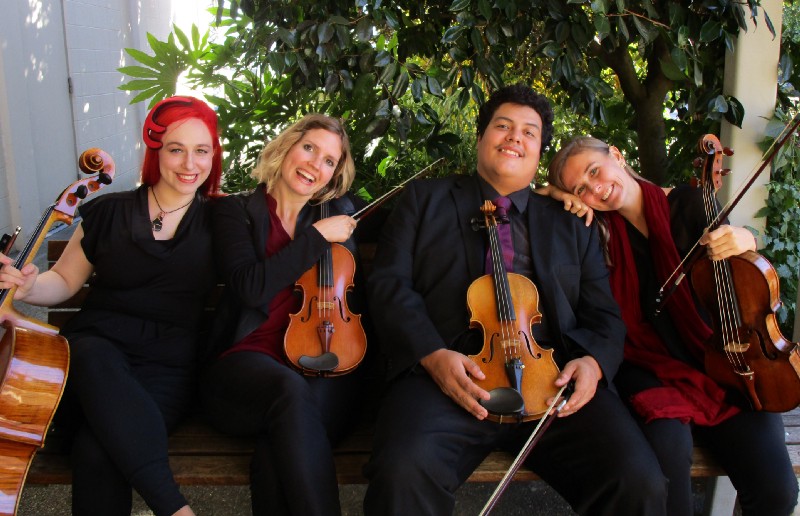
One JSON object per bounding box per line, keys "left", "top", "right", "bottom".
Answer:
{"left": 0, "top": 0, "right": 78, "bottom": 247}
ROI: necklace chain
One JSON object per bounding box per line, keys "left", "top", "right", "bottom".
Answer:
{"left": 150, "top": 187, "right": 193, "bottom": 232}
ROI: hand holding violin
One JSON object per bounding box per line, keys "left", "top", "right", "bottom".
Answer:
{"left": 420, "top": 348, "right": 491, "bottom": 420}
{"left": 312, "top": 215, "right": 357, "bottom": 243}
{"left": 699, "top": 224, "right": 757, "bottom": 261}
{"left": 551, "top": 356, "right": 602, "bottom": 417}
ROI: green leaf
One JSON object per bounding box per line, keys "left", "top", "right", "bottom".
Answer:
{"left": 450, "top": 0, "right": 471, "bottom": 11}
{"left": 125, "top": 48, "right": 160, "bottom": 69}
{"left": 118, "top": 66, "right": 160, "bottom": 78}
{"left": 318, "top": 22, "right": 335, "bottom": 44}
{"left": 659, "top": 57, "right": 686, "bottom": 81}
{"left": 392, "top": 70, "right": 410, "bottom": 98}
{"left": 427, "top": 76, "right": 443, "bottom": 97}
{"left": 699, "top": 21, "right": 722, "bottom": 43}
{"left": 478, "top": 0, "right": 492, "bottom": 20}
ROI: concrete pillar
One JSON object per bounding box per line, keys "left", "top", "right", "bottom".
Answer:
{"left": 718, "top": 0, "right": 782, "bottom": 234}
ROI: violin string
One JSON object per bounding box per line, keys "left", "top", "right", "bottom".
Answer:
{"left": 321, "top": 202, "right": 329, "bottom": 326}
{"left": 489, "top": 224, "right": 514, "bottom": 362}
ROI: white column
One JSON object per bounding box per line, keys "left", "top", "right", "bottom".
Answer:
{"left": 718, "top": 0, "right": 783, "bottom": 234}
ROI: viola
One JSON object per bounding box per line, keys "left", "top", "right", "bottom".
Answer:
{"left": 284, "top": 201, "right": 367, "bottom": 376}
{"left": 688, "top": 134, "right": 800, "bottom": 412}
{"left": 467, "top": 200, "right": 560, "bottom": 423}
{"left": 0, "top": 148, "right": 115, "bottom": 515}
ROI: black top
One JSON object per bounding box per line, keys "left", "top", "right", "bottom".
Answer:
{"left": 75, "top": 185, "right": 216, "bottom": 330}
{"left": 625, "top": 184, "right": 712, "bottom": 369}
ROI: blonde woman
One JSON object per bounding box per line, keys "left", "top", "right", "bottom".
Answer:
{"left": 200, "top": 114, "right": 366, "bottom": 516}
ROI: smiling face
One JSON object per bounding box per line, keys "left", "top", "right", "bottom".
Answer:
{"left": 275, "top": 128, "right": 343, "bottom": 201}
{"left": 559, "top": 147, "right": 639, "bottom": 213}
{"left": 156, "top": 118, "right": 214, "bottom": 198}
{"left": 475, "top": 103, "right": 543, "bottom": 194}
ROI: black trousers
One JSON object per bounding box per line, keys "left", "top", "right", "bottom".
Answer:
{"left": 200, "top": 351, "right": 363, "bottom": 516}
{"left": 363, "top": 372, "right": 669, "bottom": 516}
{"left": 617, "top": 363, "right": 798, "bottom": 516}
{"left": 63, "top": 312, "right": 195, "bottom": 516}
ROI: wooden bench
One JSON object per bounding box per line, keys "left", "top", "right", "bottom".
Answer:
{"left": 25, "top": 240, "right": 800, "bottom": 514}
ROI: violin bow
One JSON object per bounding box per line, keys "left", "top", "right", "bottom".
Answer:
{"left": 478, "top": 383, "right": 570, "bottom": 516}
{"left": 655, "top": 112, "right": 800, "bottom": 313}
{"left": 352, "top": 158, "right": 444, "bottom": 221}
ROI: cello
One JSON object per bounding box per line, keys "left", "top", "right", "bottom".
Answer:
{"left": 0, "top": 148, "right": 115, "bottom": 515}
{"left": 284, "top": 159, "right": 443, "bottom": 376}
{"left": 467, "top": 200, "right": 560, "bottom": 422}
{"left": 688, "top": 134, "right": 800, "bottom": 412}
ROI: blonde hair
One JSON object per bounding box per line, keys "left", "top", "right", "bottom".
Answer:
{"left": 252, "top": 114, "right": 355, "bottom": 203}
{"left": 547, "top": 135, "right": 641, "bottom": 191}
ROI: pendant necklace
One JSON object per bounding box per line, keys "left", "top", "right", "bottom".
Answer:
{"left": 150, "top": 187, "right": 193, "bottom": 232}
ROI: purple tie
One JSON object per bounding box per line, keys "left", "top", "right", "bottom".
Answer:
{"left": 486, "top": 196, "right": 514, "bottom": 274}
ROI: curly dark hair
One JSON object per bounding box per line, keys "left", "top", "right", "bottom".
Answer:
{"left": 476, "top": 84, "right": 554, "bottom": 154}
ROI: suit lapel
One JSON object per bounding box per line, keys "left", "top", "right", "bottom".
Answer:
{"left": 452, "top": 176, "right": 485, "bottom": 279}
{"left": 526, "top": 194, "right": 553, "bottom": 280}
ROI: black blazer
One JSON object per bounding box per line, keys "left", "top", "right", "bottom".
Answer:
{"left": 204, "top": 184, "right": 359, "bottom": 361}
{"left": 367, "top": 175, "right": 626, "bottom": 382}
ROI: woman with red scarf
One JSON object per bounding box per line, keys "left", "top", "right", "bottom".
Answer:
{"left": 544, "top": 136, "right": 797, "bottom": 516}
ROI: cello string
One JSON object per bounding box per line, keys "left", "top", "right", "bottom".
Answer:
{"left": 703, "top": 182, "right": 740, "bottom": 369}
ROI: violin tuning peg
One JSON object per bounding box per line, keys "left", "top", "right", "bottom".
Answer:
{"left": 75, "top": 185, "right": 88, "bottom": 199}
{"left": 692, "top": 157, "right": 703, "bottom": 168}
{"left": 723, "top": 147, "right": 734, "bottom": 156}
{"left": 98, "top": 172, "right": 113, "bottom": 185}
{"left": 721, "top": 168, "right": 732, "bottom": 176}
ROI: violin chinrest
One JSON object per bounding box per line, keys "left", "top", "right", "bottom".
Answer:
{"left": 481, "top": 387, "right": 525, "bottom": 416}
{"left": 298, "top": 352, "right": 339, "bottom": 372}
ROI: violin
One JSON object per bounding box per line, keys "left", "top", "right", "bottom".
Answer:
{"left": 283, "top": 200, "right": 367, "bottom": 376}
{"left": 0, "top": 148, "right": 115, "bottom": 515}
{"left": 283, "top": 159, "right": 444, "bottom": 376}
{"left": 467, "top": 200, "right": 560, "bottom": 423}
{"left": 687, "top": 134, "right": 800, "bottom": 412}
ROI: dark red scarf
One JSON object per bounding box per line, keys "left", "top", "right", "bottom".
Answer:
{"left": 605, "top": 180, "right": 739, "bottom": 425}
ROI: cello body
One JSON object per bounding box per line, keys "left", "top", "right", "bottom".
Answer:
{"left": 0, "top": 148, "right": 114, "bottom": 515}
{"left": 691, "top": 251, "right": 800, "bottom": 412}
{"left": 687, "top": 134, "right": 800, "bottom": 412}
{"left": 0, "top": 327, "right": 69, "bottom": 515}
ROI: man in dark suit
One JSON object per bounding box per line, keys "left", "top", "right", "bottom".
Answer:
{"left": 364, "top": 84, "right": 668, "bottom": 515}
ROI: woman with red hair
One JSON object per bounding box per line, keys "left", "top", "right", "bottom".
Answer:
{"left": 0, "top": 96, "right": 222, "bottom": 516}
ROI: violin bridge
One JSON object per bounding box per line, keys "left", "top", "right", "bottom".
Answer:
{"left": 723, "top": 340, "right": 749, "bottom": 353}
{"left": 316, "top": 301, "right": 335, "bottom": 310}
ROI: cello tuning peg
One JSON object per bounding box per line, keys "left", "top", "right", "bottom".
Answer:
{"left": 723, "top": 147, "right": 734, "bottom": 156}
{"left": 471, "top": 217, "right": 485, "bottom": 231}
{"left": 721, "top": 168, "right": 732, "bottom": 176}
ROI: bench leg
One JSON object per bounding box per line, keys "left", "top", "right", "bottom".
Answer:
{"left": 703, "top": 476, "right": 737, "bottom": 516}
